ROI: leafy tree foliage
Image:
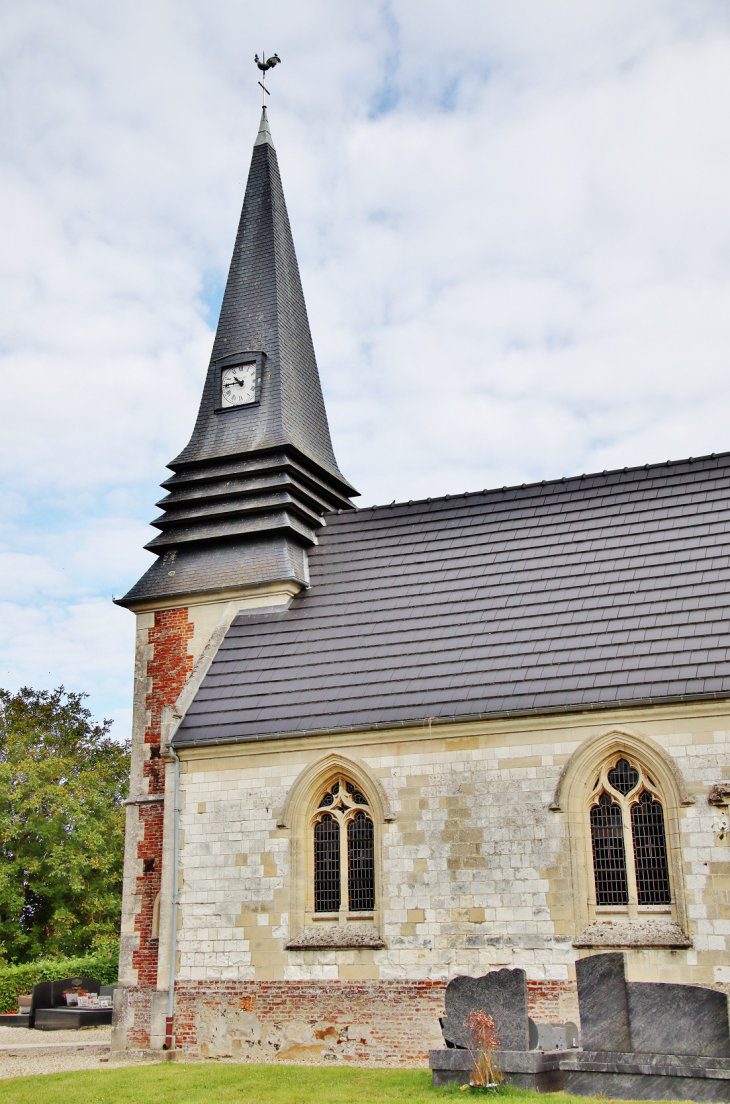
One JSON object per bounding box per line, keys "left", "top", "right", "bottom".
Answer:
{"left": 0, "top": 686, "right": 129, "bottom": 963}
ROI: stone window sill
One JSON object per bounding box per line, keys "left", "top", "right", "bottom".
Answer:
{"left": 573, "top": 920, "right": 691, "bottom": 948}
{"left": 286, "top": 924, "right": 386, "bottom": 950}
{"left": 312, "top": 912, "right": 374, "bottom": 922}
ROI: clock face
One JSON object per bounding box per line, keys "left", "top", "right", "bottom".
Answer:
{"left": 221, "top": 363, "right": 257, "bottom": 407}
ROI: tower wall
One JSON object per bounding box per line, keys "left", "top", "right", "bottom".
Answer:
{"left": 113, "top": 583, "right": 304, "bottom": 1052}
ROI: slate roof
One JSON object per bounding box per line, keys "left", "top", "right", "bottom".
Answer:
{"left": 172, "top": 107, "right": 353, "bottom": 490}
{"left": 173, "top": 451, "right": 730, "bottom": 747}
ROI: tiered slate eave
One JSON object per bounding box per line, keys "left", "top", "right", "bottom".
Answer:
{"left": 146, "top": 447, "right": 355, "bottom": 552}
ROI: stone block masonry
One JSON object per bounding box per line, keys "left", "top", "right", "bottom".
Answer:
{"left": 116, "top": 682, "right": 730, "bottom": 1058}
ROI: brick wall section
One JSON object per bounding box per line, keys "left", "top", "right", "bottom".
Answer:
{"left": 144, "top": 608, "right": 194, "bottom": 795}
{"left": 527, "top": 979, "right": 579, "bottom": 1024}
{"left": 131, "top": 608, "right": 193, "bottom": 993}
{"left": 117, "top": 980, "right": 579, "bottom": 1062}
{"left": 173, "top": 980, "right": 447, "bottom": 1063}
{"left": 124, "top": 985, "right": 154, "bottom": 1051}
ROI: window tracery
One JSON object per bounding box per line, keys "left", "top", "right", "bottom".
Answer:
{"left": 589, "top": 755, "right": 672, "bottom": 909}
{"left": 312, "top": 777, "right": 374, "bottom": 915}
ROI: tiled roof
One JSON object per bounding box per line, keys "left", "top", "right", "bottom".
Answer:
{"left": 172, "top": 107, "right": 353, "bottom": 490}
{"left": 174, "top": 452, "right": 730, "bottom": 746}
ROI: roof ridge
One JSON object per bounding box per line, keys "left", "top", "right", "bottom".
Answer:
{"left": 350, "top": 449, "right": 729, "bottom": 515}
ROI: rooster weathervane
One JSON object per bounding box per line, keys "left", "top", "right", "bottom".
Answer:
{"left": 255, "top": 52, "right": 281, "bottom": 106}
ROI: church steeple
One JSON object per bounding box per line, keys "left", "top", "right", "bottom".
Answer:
{"left": 119, "top": 107, "right": 357, "bottom": 608}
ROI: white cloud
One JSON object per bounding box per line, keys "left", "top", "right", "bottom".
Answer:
{"left": 1, "top": 0, "right": 730, "bottom": 722}
{"left": 0, "top": 597, "right": 134, "bottom": 738}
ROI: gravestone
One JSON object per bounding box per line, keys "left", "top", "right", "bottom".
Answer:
{"left": 529, "top": 1020, "right": 579, "bottom": 1051}
{"left": 575, "top": 953, "right": 631, "bottom": 1052}
{"left": 576, "top": 952, "right": 730, "bottom": 1059}
{"left": 627, "top": 982, "right": 730, "bottom": 1058}
{"left": 441, "top": 968, "right": 529, "bottom": 1051}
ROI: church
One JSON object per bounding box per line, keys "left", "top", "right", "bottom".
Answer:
{"left": 111, "top": 103, "right": 730, "bottom": 1063}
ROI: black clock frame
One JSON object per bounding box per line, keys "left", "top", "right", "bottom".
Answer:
{"left": 214, "top": 350, "right": 264, "bottom": 413}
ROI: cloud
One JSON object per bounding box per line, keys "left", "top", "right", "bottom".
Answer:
{"left": 1, "top": 0, "right": 730, "bottom": 728}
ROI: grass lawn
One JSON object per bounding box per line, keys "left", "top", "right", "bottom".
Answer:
{"left": 0, "top": 1065, "right": 656, "bottom": 1104}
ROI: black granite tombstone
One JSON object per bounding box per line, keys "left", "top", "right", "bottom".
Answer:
{"left": 627, "top": 982, "right": 730, "bottom": 1058}
{"left": 433, "top": 953, "right": 730, "bottom": 1099}
{"left": 31, "top": 977, "right": 110, "bottom": 1030}
{"left": 440, "top": 968, "right": 530, "bottom": 1051}
{"left": 575, "top": 952, "right": 631, "bottom": 1052}
{"left": 576, "top": 952, "right": 730, "bottom": 1059}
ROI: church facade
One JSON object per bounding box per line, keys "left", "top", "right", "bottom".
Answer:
{"left": 111, "top": 107, "right": 730, "bottom": 1063}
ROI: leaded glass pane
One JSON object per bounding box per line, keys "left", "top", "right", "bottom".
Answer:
{"left": 347, "top": 811, "right": 375, "bottom": 912}
{"left": 345, "top": 781, "right": 369, "bottom": 806}
{"left": 591, "top": 793, "right": 629, "bottom": 905}
{"left": 631, "top": 791, "right": 671, "bottom": 905}
{"left": 608, "top": 758, "right": 639, "bottom": 795}
{"left": 314, "top": 814, "right": 340, "bottom": 912}
{"left": 319, "top": 781, "right": 340, "bottom": 808}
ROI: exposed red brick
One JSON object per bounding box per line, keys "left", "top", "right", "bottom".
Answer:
{"left": 527, "top": 979, "right": 579, "bottom": 1024}
{"left": 132, "top": 607, "right": 193, "bottom": 993}
{"left": 125, "top": 977, "right": 584, "bottom": 1059}
{"left": 173, "top": 980, "right": 447, "bottom": 1063}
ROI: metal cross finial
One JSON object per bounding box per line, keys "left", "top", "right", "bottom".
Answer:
{"left": 255, "top": 52, "right": 281, "bottom": 106}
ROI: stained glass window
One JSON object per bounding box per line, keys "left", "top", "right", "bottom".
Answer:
{"left": 590, "top": 793, "right": 629, "bottom": 905}
{"left": 313, "top": 777, "right": 374, "bottom": 915}
{"left": 590, "top": 755, "right": 672, "bottom": 911}
{"left": 607, "top": 758, "right": 639, "bottom": 795}
{"left": 314, "top": 814, "right": 340, "bottom": 912}
{"left": 347, "top": 811, "right": 375, "bottom": 912}
{"left": 631, "top": 791, "right": 671, "bottom": 905}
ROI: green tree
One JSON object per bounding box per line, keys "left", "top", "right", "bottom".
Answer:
{"left": 0, "top": 686, "right": 129, "bottom": 963}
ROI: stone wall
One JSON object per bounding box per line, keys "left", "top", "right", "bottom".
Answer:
{"left": 174, "top": 705, "right": 728, "bottom": 983}
{"left": 118, "top": 688, "right": 730, "bottom": 1057}
{"left": 132, "top": 609, "right": 193, "bottom": 987}
{"left": 114, "top": 582, "right": 306, "bottom": 1050}
{"left": 118, "top": 607, "right": 195, "bottom": 1002}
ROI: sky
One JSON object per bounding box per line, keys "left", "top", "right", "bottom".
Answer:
{"left": 2, "top": 0, "right": 730, "bottom": 739}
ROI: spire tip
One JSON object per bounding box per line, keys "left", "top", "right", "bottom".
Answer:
{"left": 254, "top": 106, "right": 275, "bottom": 149}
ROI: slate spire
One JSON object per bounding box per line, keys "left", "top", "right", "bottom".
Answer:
{"left": 119, "top": 107, "right": 357, "bottom": 608}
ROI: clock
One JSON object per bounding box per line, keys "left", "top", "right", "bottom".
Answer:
{"left": 221, "top": 363, "right": 257, "bottom": 407}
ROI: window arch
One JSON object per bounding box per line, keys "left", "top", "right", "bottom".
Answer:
{"left": 282, "top": 753, "right": 389, "bottom": 944}
{"left": 551, "top": 728, "right": 690, "bottom": 942}
{"left": 312, "top": 777, "right": 375, "bottom": 915}
{"left": 589, "top": 755, "right": 672, "bottom": 909}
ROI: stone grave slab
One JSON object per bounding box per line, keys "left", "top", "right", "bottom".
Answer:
{"left": 440, "top": 968, "right": 529, "bottom": 1052}
{"left": 575, "top": 952, "right": 631, "bottom": 1053}
{"left": 627, "top": 982, "right": 730, "bottom": 1058}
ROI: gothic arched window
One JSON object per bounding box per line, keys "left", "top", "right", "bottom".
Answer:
{"left": 312, "top": 778, "right": 374, "bottom": 914}
{"left": 589, "top": 756, "right": 672, "bottom": 907}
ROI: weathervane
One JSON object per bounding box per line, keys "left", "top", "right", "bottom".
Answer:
{"left": 255, "top": 52, "right": 281, "bottom": 106}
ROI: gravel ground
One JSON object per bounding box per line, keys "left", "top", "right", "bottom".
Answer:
{"left": 0, "top": 1025, "right": 111, "bottom": 1047}
{"left": 0, "top": 1025, "right": 156, "bottom": 1081}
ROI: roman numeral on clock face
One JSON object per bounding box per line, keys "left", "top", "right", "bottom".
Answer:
{"left": 221, "top": 363, "right": 257, "bottom": 407}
